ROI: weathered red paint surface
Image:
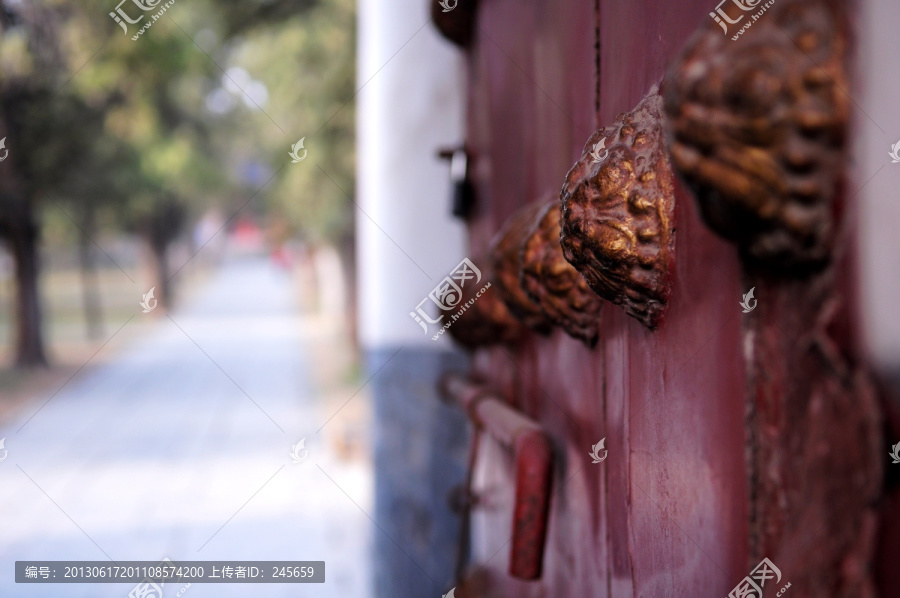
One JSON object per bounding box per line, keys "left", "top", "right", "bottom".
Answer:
{"left": 463, "top": 1, "right": 750, "bottom": 595}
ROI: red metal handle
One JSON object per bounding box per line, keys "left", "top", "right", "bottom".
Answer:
{"left": 440, "top": 372, "right": 553, "bottom": 580}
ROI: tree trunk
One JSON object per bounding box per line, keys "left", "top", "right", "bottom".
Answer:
{"left": 148, "top": 235, "right": 171, "bottom": 311}
{"left": 337, "top": 227, "right": 358, "bottom": 355}
{"left": 142, "top": 200, "right": 185, "bottom": 311}
{"left": 78, "top": 206, "right": 104, "bottom": 340}
{"left": 10, "top": 207, "right": 48, "bottom": 368}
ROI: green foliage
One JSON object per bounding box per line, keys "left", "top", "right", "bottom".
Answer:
{"left": 194, "top": 0, "right": 358, "bottom": 242}
{"left": 1, "top": 0, "right": 355, "bottom": 244}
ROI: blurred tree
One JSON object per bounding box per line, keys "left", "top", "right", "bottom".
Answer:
{"left": 215, "top": 0, "right": 319, "bottom": 37}
{"left": 212, "top": 0, "right": 358, "bottom": 338}
{"left": 0, "top": 0, "right": 356, "bottom": 366}
{"left": 50, "top": 96, "right": 136, "bottom": 340}
{"left": 0, "top": 1, "right": 69, "bottom": 367}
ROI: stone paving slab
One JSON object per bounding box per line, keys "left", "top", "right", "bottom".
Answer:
{"left": 0, "top": 258, "right": 372, "bottom": 598}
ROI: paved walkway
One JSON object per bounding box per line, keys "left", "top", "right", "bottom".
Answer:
{"left": 0, "top": 257, "right": 372, "bottom": 597}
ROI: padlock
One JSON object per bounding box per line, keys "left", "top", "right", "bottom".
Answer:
{"left": 449, "top": 148, "right": 475, "bottom": 220}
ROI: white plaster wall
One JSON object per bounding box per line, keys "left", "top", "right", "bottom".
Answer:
{"left": 356, "top": 0, "right": 468, "bottom": 348}
{"left": 857, "top": 0, "right": 900, "bottom": 377}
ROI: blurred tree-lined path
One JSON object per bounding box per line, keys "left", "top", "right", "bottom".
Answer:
{"left": 0, "top": 0, "right": 356, "bottom": 368}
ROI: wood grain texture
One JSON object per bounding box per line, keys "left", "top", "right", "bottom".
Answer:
{"left": 461, "top": 1, "right": 748, "bottom": 595}
{"left": 460, "top": 0, "right": 885, "bottom": 594}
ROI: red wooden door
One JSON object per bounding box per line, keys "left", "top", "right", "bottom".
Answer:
{"left": 445, "top": 0, "right": 884, "bottom": 596}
